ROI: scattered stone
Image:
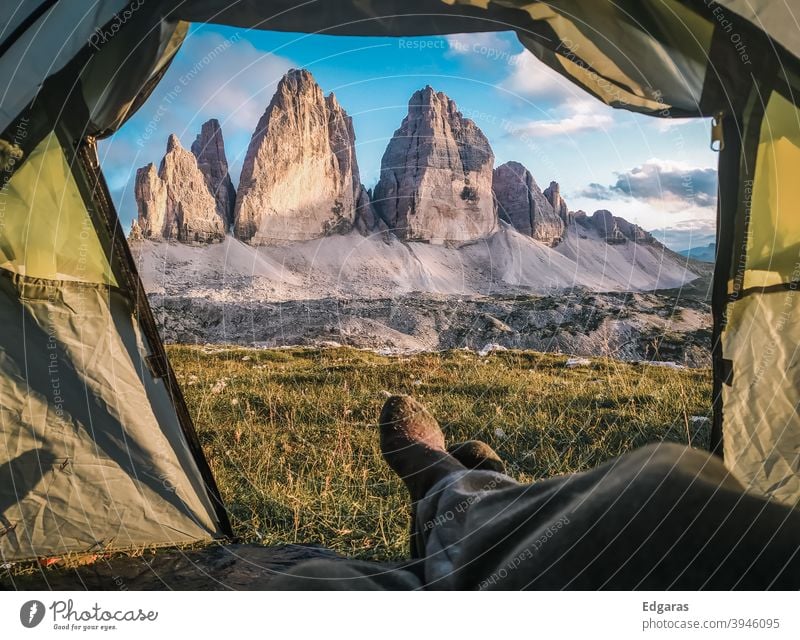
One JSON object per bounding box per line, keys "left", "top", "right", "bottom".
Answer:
{"left": 479, "top": 343, "right": 508, "bottom": 356}
{"left": 565, "top": 357, "right": 592, "bottom": 368}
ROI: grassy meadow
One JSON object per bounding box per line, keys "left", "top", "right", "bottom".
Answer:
{"left": 168, "top": 345, "right": 712, "bottom": 561}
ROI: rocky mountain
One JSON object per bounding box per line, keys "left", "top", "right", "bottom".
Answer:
{"left": 493, "top": 161, "right": 564, "bottom": 246}
{"left": 372, "top": 86, "right": 497, "bottom": 244}
{"left": 191, "top": 119, "right": 236, "bottom": 229}
{"left": 233, "top": 69, "right": 367, "bottom": 244}
{"left": 125, "top": 69, "right": 706, "bottom": 361}
{"left": 134, "top": 134, "right": 225, "bottom": 243}
{"left": 130, "top": 70, "right": 661, "bottom": 254}
{"left": 573, "top": 209, "right": 655, "bottom": 244}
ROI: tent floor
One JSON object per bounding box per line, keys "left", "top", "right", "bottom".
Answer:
{"left": 1, "top": 543, "right": 354, "bottom": 590}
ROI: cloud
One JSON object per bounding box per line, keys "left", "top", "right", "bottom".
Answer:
{"left": 504, "top": 96, "right": 613, "bottom": 138}
{"left": 512, "top": 109, "right": 613, "bottom": 137}
{"left": 137, "top": 30, "right": 295, "bottom": 146}
{"left": 497, "top": 50, "right": 615, "bottom": 138}
{"left": 580, "top": 182, "right": 615, "bottom": 200}
{"left": 445, "top": 32, "right": 513, "bottom": 57}
{"left": 501, "top": 50, "right": 577, "bottom": 105}
{"left": 578, "top": 159, "right": 717, "bottom": 209}
{"left": 649, "top": 219, "right": 717, "bottom": 252}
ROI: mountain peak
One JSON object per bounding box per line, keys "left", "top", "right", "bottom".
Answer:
{"left": 373, "top": 85, "right": 496, "bottom": 244}
{"left": 232, "top": 68, "right": 364, "bottom": 244}
{"left": 166, "top": 133, "right": 181, "bottom": 152}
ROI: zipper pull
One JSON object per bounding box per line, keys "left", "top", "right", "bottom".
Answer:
{"left": 711, "top": 111, "right": 725, "bottom": 151}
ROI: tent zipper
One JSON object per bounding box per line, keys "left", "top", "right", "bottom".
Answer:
{"left": 710, "top": 111, "right": 725, "bottom": 151}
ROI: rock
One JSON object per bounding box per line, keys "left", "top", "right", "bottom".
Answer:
{"left": 191, "top": 119, "right": 236, "bottom": 229}
{"left": 492, "top": 161, "right": 564, "bottom": 246}
{"left": 372, "top": 86, "right": 497, "bottom": 245}
{"left": 160, "top": 134, "right": 226, "bottom": 243}
{"left": 614, "top": 216, "right": 655, "bottom": 244}
{"left": 565, "top": 357, "right": 592, "bottom": 368}
{"left": 134, "top": 163, "right": 167, "bottom": 238}
{"left": 233, "top": 69, "right": 362, "bottom": 244}
{"left": 353, "top": 186, "right": 388, "bottom": 236}
{"left": 589, "top": 209, "right": 654, "bottom": 244}
{"left": 591, "top": 209, "right": 626, "bottom": 244}
{"left": 479, "top": 343, "right": 508, "bottom": 356}
{"left": 543, "top": 181, "right": 569, "bottom": 223}
{"left": 129, "top": 218, "right": 144, "bottom": 241}
{"left": 133, "top": 135, "right": 225, "bottom": 243}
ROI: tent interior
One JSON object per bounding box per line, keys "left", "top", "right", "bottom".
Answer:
{"left": 1, "top": 0, "right": 798, "bottom": 587}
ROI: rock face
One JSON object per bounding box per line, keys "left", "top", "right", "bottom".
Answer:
{"left": 233, "top": 69, "right": 364, "bottom": 244}
{"left": 578, "top": 209, "right": 655, "bottom": 244}
{"left": 129, "top": 218, "right": 144, "bottom": 242}
{"left": 134, "top": 163, "right": 167, "bottom": 238}
{"left": 492, "top": 161, "right": 564, "bottom": 246}
{"left": 353, "top": 186, "right": 389, "bottom": 236}
{"left": 191, "top": 119, "right": 236, "bottom": 229}
{"left": 128, "top": 78, "right": 661, "bottom": 255}
{"left": 543, "top": 181, "right": 569, "bottom": 223}
{"left": 134, "top": 135, "right": 226, "bottom": 243}
{"left": 372, "top": 86, "right": 497, "bottom": 245}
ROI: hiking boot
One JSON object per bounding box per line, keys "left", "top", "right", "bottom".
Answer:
{"left": 447, "top": 440, "right": 506, "bottom": 473}
{"left": 379, "top": 395, "right": 464, "bottom": 503}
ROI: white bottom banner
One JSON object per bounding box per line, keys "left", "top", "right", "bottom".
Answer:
{"left": 2, "top": 591, "right": 796, "bottom": 639}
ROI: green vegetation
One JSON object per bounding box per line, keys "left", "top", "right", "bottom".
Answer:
{"left": 168, "top": 345, "right": 712, "bottom": 561}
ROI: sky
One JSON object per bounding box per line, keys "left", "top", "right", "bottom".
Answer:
{"left": 99, "top": 23, "right": 718, "bottom": 252}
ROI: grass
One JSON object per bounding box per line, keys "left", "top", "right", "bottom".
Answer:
{"left": 168, "top": 345, "right": 712, "bottom": 562}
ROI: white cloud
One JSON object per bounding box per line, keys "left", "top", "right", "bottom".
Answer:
{"left": 513, "top": 110, "right": 613, "bottom": 137}
{"left": 151, "top": 31, "right": 295, "bottom": 142}
{"left": 445, "top": 32, "right": 512, "bottom": 57}
{"left": 578, "top": 158, "right": 717, "bottom": 209}
{"left": 506, "top": 97, "right": 613, "bottom": 138}
{"left": 498, "top": 50, "right": 614, "bottom": 138}
{"left": 501, "top": 50, "right": 577, "bottom": 104}
{"left": 649, "top": 219, "right": 716, "bottom": 252}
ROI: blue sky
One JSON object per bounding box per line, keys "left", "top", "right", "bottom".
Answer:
{"left": 99, "top": 24, "right": 718, "bottom": 251}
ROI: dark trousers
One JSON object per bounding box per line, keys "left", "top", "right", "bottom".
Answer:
{"left": 270, "top": 443, "right": 800, "bottom": 589}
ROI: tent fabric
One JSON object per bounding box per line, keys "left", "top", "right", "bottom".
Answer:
{"left": 716, "top": 82, "right": 800, "bottom": 506}
{"left": 0, "top": 272, "right": 220, "bottom": 561}
{"left": 722, "top": 290, "right": 800, "bottom": 505}
{"left": 0, "top": 131, "right": 116, "bottom": 284}
{"left": 0, "top": 0, "right": 131, "bottom": 135}
{"left": 742, "top": 90, "right": 800, "bottom": 289}
{"left": 714, "top": 0, "right": 800, "bottom": 61}
{"left": 505, "top": 0, "right": 713, "bottom": 115}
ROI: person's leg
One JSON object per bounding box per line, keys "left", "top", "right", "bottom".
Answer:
{"left": 274, "top": 394, "right": 800, "bottom": 589}
{"left": 414, "top": 438, "right": 800, "bottom": 589}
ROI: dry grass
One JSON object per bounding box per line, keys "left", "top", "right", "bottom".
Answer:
{"left": 168, "top": 345, "right": 712, "bottom": 561}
